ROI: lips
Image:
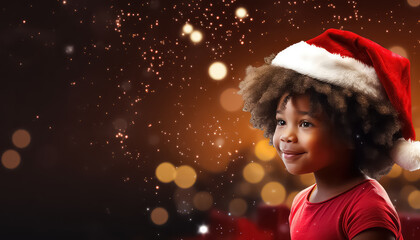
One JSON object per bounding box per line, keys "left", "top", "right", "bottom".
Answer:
{"left": 280, "top": 149, "right": 305, "bottom": 161}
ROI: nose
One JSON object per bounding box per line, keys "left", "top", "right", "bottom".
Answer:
{"left": 280, "top": 127, "right": 297, "bottom": 143}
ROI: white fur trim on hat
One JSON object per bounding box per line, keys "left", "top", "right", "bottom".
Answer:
{"left": 392, "top": 138, "right": 420, "bottom": 171}
{"left": 271, "top": 41, "right": 387, "bottom": 100}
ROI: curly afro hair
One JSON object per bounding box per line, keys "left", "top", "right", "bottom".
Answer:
{"left": 238, "top": 54, "right": 403, "bottom": 179}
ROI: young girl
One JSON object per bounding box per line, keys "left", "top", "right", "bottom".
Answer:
{"left": 238, "top": 29, "right": 420, "bottom": 240}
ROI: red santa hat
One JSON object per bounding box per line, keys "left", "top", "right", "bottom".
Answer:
{"left": 271, "top": 28, "right": 420, "bottom": 171}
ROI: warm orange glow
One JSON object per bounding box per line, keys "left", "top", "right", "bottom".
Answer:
{"left": 12, "top": 129, "right": 31, "bottom": 148}
{"left": 174, "top": 165, "right": 197, "bottom": 189}
{"left": 261, "top": 181, "right": 286, "bottom": 205}
{"left": 151, "top": 207, "right": 169, "bottom": 225}
{"left": 1, "top": 149, "right": 21, "bottom": 169}
{"left": 285, "top": 191, "right": 299, "bottom": 208}
{"left": 299, "top": 173, "right": 315, "bottom": 186}
{"left": 220, "top": 88, "right": 243, "bottom": 112}
{"left": 408, "top": 190, "right": 420, "bottom": 209}
{"left": 254, "top": 139, "right": 276, "bottom": 161}
{"left": 155, "top": 162, "right": 176, "bottom": 183}
{"left": 387, "top": 164, "right": 402, "bottom": 178}
{"left": 243, "top": 162, "right": 265, "bottom": 183}
{"left": 389, "top": 46, "right": 408, "bottom": 59}
{"left": 403, "top": 169, "right": 420, "bottom": 182}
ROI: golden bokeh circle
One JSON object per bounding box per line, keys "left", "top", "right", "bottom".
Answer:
{"left": 150, "top": 207, "right": 169, "bottom": 225}
{"left": 285, "top": 191, "right": 299, "bottom": 208}
{"left": 155, "top": 162, "right": 176, "bottom": 183}
{"left": 261, "top": 181, "right": 286, "bottom": 206}
{"left": 12, "top": 129, "right": 31, "bottom": 148}
{"left": 387, "top": 164, "right": 402, "bottom": 178}
{"left": 174, "top": 165, "right": 197, "bottom": 189}
{"left": 229, "top": 198, "right": 248, "bottom": 216}
{"left": 243, "top": 162, "right": 265, "bottom": 183}
{"left": 389, "top": 46, "right": 408, "bottom": 59}
{"left": 254, "top": 139, "right": 276, "bottom": 161}
{"left": 402, "top": 169, "right": 420, "bottom": 182}
{"left": 1, "top": 149, "right": 21, "bottom": 170}
{"left": 407, "top": 190, "right": 420, "bottom": 209}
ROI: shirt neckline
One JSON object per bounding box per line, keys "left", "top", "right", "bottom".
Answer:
{"left": 305, "top": 178, "right": 374, "bottom": 205}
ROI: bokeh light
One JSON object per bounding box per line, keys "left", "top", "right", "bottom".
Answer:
{"left": 235, "top": 7, "right": 248, "bottom": 19}
{"left": 407, "top": 190, "right": 420, "bottom": 209}
{"left": 229, "top": 198, "right": 248, "bottom": 216}
{"left": 190, "top": 30, "right": 203, "bottom": 43}
{"left": 407, "top": 0, "right": 420, "bottom": 7}
{"left": 299, "top": 173, "right": 315, "bottom": 186}
{"left": 155, "top": 162, "right": 176, "bottom": 183}
{"left": 389, "top": 46, "right": 408, "bottom": 59}
{"left": 12, "top": 129, "right": 31, "bottom": 148}
{"left": 1, "top": 149, "right": 21, "bottom": 170}
{"left": 182, "top": 22, "right": 193, "bottom": 34}
{"left": 402, "top": 169, "right": 420, "bottom": 182}
{"left": 174, "top": 165, "right": 197, "bottom": 189}
{"left": 254, "top": 139, "right": 277, "bottom": 161}
{"left": 150, "top": 207, "right": 169, "bottom": 225}
{"left": 243, "top": 162, "right": 265, "bottom": 183}
{"left": 285, "top": 191, "right": 299, "bottom": 208}
{"left": 400, "top": 185, "right": 417, "bottom": 199}
{"left": 208, "top": 62, "right": 227, "bottom": 81}
{"left": 261, "top": 181, "right": 286, "bottom": 206}
{"left": 193, "top": 191, "right": 213, "bottom": 211}
{"left": 387, "top": 164, "right": 402, "bottom": 178}
{"left": 219, "top": 88, "right": 243, "bottom": 112}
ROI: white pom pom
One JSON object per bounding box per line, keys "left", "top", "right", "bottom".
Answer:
{"left": 392, "top": 138, "right": 420, "bottom": 171}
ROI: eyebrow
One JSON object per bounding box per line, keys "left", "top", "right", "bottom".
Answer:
{"left": 276, "top": 110, "right": 309, "bottom": 115}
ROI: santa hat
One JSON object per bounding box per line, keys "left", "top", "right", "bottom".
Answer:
{"left": 270, "top": 28, "right": 419, "bottom": 171}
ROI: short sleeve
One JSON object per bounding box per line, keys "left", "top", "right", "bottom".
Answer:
{"left": 344, "top": 188, "right": 401, "bottom": 239}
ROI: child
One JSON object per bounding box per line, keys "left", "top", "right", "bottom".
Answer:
{"left": 238, "top": 29, "right": 420, "bottom": 239}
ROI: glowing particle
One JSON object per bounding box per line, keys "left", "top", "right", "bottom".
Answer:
{"left": 190, "top": 30, "right": 203, "bottom": 43}
{"left": 208, "top": 61, "right": 227, "bottom": 80}
{"left": 183, "top": 23, "right": 193, "bottom": 34}
{"left": 235, "top": 7, "right": 248, "bottom": 19}
{"left": 198, "top": 224, "right": 209, "bottom": 234}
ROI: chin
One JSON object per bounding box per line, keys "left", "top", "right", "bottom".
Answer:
{"left": 284, "top": 165, "right": 311, "bottom": 175}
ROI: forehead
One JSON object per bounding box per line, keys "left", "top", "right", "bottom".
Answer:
{"left": 276, "top": 94, "right": 311, "bottom": 111}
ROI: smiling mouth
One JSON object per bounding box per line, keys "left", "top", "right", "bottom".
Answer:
{"left": 281, "top": 152, "right": 305, "bottom": 161}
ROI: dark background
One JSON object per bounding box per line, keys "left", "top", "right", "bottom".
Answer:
{"left": 1, "top": 0, "right": 419, "bottom": 239}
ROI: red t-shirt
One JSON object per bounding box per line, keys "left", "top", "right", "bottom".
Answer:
{"left": 289, "top": 178, "right": 403, "bottom": 239}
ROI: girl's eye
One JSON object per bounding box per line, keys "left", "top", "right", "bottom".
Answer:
{"left": 276, "top": 119, "right": 286, "bottom": 126}
{"left": 300, "top": 121, "right": 313, "bottom": 128}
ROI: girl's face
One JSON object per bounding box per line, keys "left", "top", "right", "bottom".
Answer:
{"left": 273, "top": 93, "right": 348, "bottom": 175}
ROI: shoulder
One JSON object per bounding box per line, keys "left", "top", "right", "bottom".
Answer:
{"left": 344, "top": 179, "right": 401, "bottom": 240}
